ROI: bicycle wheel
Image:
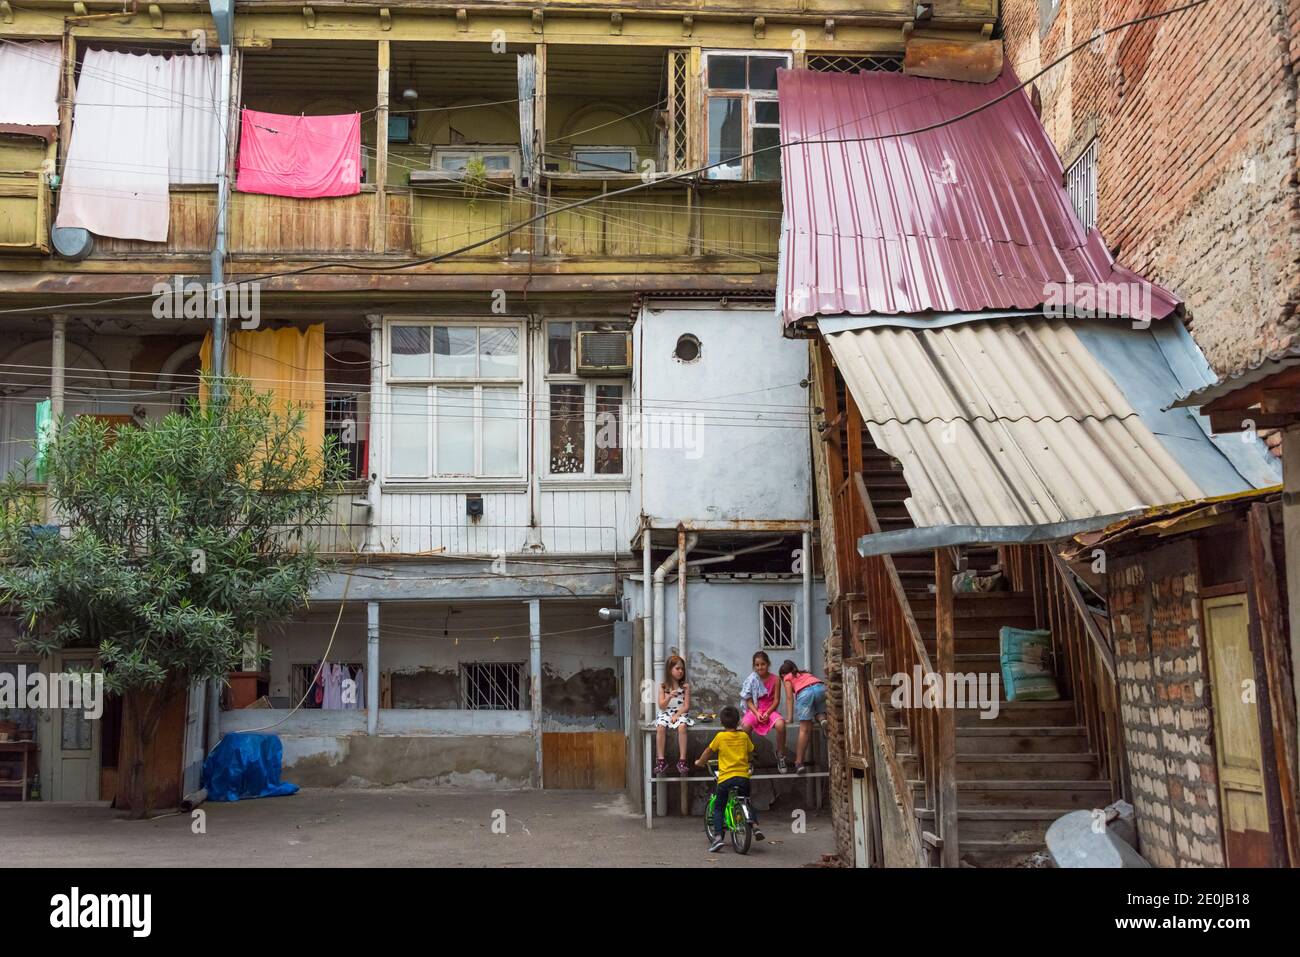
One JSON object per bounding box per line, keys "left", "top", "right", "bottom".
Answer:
{"left": 704, "top": 795, "right": 719, "bottom": 841}
{"left": 730, "top": 819, "right": 753, "bottom": 855}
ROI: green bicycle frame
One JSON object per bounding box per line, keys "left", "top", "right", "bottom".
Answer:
{"left": 707, "top": 792, "right": 740, "bottom": 830}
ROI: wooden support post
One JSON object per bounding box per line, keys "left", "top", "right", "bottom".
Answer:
{"left": 373, "top": 39, "right": 390, "bottom": 253}
{"left": 934, "top": 547, "right": 959, "bottom": 868}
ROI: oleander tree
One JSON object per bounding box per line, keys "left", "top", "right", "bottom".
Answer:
{"left": 0, "top": 377, "right": 346, "bottom": 817}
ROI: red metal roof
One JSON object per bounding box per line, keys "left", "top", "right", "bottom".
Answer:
{"left": 777, "top": 65, "right": 1180, "bottom": 327}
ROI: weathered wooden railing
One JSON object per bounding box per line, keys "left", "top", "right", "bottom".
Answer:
{"left": 833, "top": 466, "right": 947, "bottom": 866}
{"left": 1002, "top": 543, "right": 1128, "bottom": 803}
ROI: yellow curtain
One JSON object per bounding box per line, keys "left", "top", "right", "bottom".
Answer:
{"left": 199, "top": 324, "right": 325, "bottom": 455}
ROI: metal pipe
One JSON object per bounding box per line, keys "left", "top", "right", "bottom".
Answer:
{"left": 685, "top": 537, "right": 786, "bottom": 569}
{"left": 50, "top": 315, "right": 66, "bottom": 434}
{"left": 366, "top": 601, "right": 379, "bottom": 736}
{"left": 677, "top": 528, "right": 688, "bottom": 663}
{"left": 528, "top": 599, "right": 543, "bottom": 786}
{"left": 802, "top": 528, "right": 813, "bottom": 671}
{"left": 642, "top": 529, "right": 653, "bottom": 723}
{"left": 208, "top": 1, "right": 234, "bottom": 399}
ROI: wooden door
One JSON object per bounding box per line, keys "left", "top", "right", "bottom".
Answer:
{"left": 1203, "top": 594, "right": 1271, "bottom": 866}
{"left": 50, "top": 652, "right": 101, "bottom": 802}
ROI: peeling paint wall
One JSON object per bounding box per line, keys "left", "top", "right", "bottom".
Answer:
{"left": 631, "top": 304, "right": 812, "bottom": 526}
{"left": 623, "top": 577, "right": 828, "bottom": 709}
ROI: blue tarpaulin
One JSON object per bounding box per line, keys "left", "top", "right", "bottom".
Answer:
{"left": 201, "top": 732, "right": 299, "bottom": 802}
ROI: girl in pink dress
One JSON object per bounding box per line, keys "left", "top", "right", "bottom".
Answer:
{"left": 739, "top": 651, "right": 788, "bottom": 773}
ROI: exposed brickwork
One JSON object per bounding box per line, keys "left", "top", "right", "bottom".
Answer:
{"left": 1003, "top": 0, "right": 1300, "bottom": 374}
{"left": 1110, "top": 543, "right": 1225, "bottom": 867}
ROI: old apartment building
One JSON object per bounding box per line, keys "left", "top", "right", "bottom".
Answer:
{"left": 0, "top": 1, "right": 1004, "bottom": 804}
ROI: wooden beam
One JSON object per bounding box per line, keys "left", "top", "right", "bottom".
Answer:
{"left": 1210, "top": 411, "right": 1300, "bottom": 433}
{"left": 1261, "top": 389, "right": 1300, "bottom": 415}
{"left": 372, "top": 39, "right": 390, "bottom": 254}
{"left": 934, "top": 547, "right": 959, "bottom": 868}
{"left": 1247, "top": 504, "right": 1300, "bottom": 866}
{"left": 904, "top": 36, "right": 1003, "bottom": 83}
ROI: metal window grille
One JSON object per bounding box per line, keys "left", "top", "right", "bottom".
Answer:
{"left": 806, "top": 54, "right": 904, "bottom": 75}
{"left": 461, "top": 661, "right": 525, "bottom": 710}
{"left": 760, "top": 602, "right": 795, "bottom": 650}
{"left": 1066, "top": 139, "right": 1098, "bottom": 231}
{"left": 668, "top": 49, "right": 690, "bottom": 172}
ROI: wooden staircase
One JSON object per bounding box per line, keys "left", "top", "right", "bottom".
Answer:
{"left": 851, "top": 441, "right": 1118, "bottom": 867}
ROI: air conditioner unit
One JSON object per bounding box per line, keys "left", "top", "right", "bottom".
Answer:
{"left": 576, "top": 330, "right": 632, "bottom": 374}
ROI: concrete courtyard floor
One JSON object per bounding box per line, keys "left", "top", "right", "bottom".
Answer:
{"left": 0, "top": 787, "right": 836, "bottom": 867}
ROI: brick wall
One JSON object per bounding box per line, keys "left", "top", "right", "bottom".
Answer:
{"left": 1110, "top": 541, "right": 1225, "bottom": 867}
{"left": 1002, "top": 0, "right": 1300, "bottom": 374}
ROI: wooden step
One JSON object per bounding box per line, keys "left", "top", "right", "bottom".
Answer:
{"left": 898, "top": 753, "right": 1101, "bottom": 781}
{"left": 954, "top": 726, "right": 1091, "bottom": 754}
{"left": 910, "top": 779, "right": 1113, "bottom": 809}
{"left": 958, "top": 840, "right": 1049, "bottom": 867}
{"left": 877, "top": 696, "right": 1075, "bottom": 726}
{"left": 915, "top": 806, "right": 1066, "bottom": 842}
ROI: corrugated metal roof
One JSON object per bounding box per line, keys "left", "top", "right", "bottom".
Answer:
{"left": 778, "top": 66, "right": 1181, "bottom": 327}
{"left": 824, "top": 318, "right": 1208, "bottom": 529}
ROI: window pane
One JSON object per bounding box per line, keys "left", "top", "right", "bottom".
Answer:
{"left": 549, "top": 384, "right": 585, "bottom": 474}
{"left": 595, "top": 385, "right": 624, "bottom": 475}
{"left": 389, "top": 386, "right": 429, "bottom": 475}
{"left": 707, "top": 55, "right": 746, "bottom": 90}
{"left": 482, "top": 154, "right": 512, "bottom": 172}
{"left": 432, "top": 326, "right": 477, "bottom": 378}
{"left": 749, "top": 57, "right": 784, "bottom": 91}
{"left": 479, "top": 326, "right": 519, "bottom": 378}
{"left": 574, "top": 150, "right": 634, "bottom": 173}
{"left": 754, "top": 125, "right": 782, "bottom": 181}
{"left": 439, "top": 155, "right": 468, "bottom": 171}
{"left": 706, "top": 98, "right": 743, "bottom": 181}
{"left": 548, "top": 322, "right": 572, "bottom": 374}
{"left": 482, "top": 388, "right": 519, "bottom": 476}
{"left": 755, "top": 100, "right": 780, "bottom": 124}
{"left": 436, "top": 387, "right": 475, "bottom": 475}
{"left": 391, "top": 326, "right": 430, "bottom": 377}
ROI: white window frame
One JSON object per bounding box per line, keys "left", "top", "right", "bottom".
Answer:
{"left": 1066, "top": 138, "right": 1098, "bottom": 231}
{"left": 702, "top": 50, "right": 790, "bottom": 182}
{"left": 759, "top": 600, "right": 797, "bottom": 651}
{"left": 432, "top": 146, "right": 521, "bottom": 180}
{"left": 384, "top": 318, "right": 526, "bottom": 482}
{"left": 542, "top": 321, "right": 629, "bottom": 480}
{"left": 570, "top": 146, "right": 637, "bottom": 175}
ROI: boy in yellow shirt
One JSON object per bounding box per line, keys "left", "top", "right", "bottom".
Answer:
{"left": 695, "top": 705, "right": 763, "bottom": 851}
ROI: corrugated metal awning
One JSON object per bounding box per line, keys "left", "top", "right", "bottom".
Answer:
{"left": 825, "top": 318, "right": 1209, "bottom": 537}
{"left": 777, "top": 66, "right": 1181, "bottom": 328}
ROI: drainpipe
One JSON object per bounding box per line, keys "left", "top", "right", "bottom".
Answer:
{"left": 207, "top": 0, "right": 234, "bottom": 401}
{"left": 642, "top": 528, "right": 653, "bottom": 724}
{"left": 802, "top": 528, "right": 813, "bottom": 671}
{"left": 652, "top": 534, "right": 695, "bottom": 689}
{"left": 676, "top": 527, "right": 689, "bottom": 663}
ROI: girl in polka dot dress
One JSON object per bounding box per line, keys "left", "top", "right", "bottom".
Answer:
{"left": 654, "top": 655, "right": 694, "bottom": 776}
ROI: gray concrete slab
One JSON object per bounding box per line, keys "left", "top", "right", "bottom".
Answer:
{"left": 0, "top": 788, "right": 836, "bottom": 868}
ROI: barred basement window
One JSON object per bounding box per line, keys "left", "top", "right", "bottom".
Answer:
{"left": 461, "top": 661, "right": 526, "bottom": 710}
{"left": 806, "top": 54, "right": 904, "bottom": 75}
{"left": 1066, "top": 139, "right": 1098, "bottom": 231}
{"left": 760, "top": 601, "right": 796, "bottom": 650}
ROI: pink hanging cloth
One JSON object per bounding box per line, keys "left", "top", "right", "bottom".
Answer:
{"left": 235, "top": 109, "right": 361, "bottom": 198}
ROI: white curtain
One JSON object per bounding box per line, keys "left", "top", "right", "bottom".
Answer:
{"left": 0, "top": 40, "right": 62, "bottom": 127}
{"left": 55, "top": 50, "right": 221, "bottom": 242}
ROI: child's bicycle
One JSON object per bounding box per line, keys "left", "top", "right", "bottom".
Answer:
{"left": 703, "top": 760, "right": 756, "bottom": 854}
